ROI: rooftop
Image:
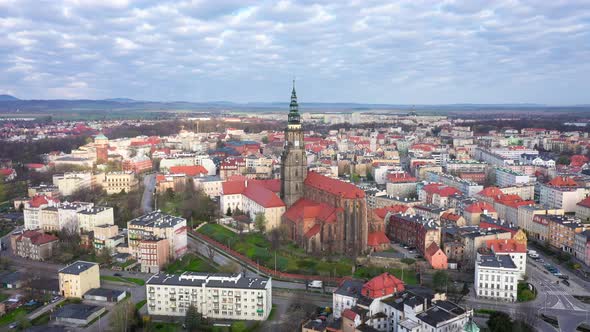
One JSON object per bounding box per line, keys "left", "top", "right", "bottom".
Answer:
{"left": 59, "top": 261, "right": 98, "bottom": 275}
{"left": 128, "top": 211, "right": 185, "bottom": 228}
{"left": 147, "top": 272, "right": 270, "bottom": 290}
{"left": 477, "top": 253, "right": 517, "bottom": 269}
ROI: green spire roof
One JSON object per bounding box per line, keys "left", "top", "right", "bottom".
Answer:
{"left": 288, "top": 80, "right": 300, "bottom": 124}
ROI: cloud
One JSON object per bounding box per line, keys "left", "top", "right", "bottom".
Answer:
{"left": 0, "top": 0, "right": 589, "bottom": 104}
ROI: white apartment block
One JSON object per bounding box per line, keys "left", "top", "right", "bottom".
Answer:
{"left": 52, "top": 172, "right": 93, "bottom": 196}
{"left": 475, "top": 253, "right": 519, "bottom": 302}
{"left": 539, "top": 184, "right": 589, "bottom": 213}
{"left": 146, "top": 272, "right": 272, "bottom": 321}
{"left": 77, "top": 206, "right": 115, "bottom": 232}
{"left": 495, "top": 168, "right": 532, "bottom": 187}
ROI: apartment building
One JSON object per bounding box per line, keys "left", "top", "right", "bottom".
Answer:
{"left": 77, "top": 206, "right": 114, "bottom": 232}
{"left": 386, "top": 213, "right": 441, "bottom": 257}
{"left": 127, "top": 211, "right": 188, "bottom": 267}
{"left": 576, "top": 197, "right": 590, "bottom": 223}
{"left": 547, "top": 215, "right": 585, "bottom": 254}
{"left": 539, "top": 177, "right": 589, "bottom": 213}
{"left": 52, "top": 172, "right": 93, "bottom": 196}
{"left": 517, "top": 205, "right": 564, "bottom": 235}
{"left": 10, "top": 230, "right": 59, "bottom": 261}
{"left": 486, "top": 239, "right": 527, "bottom": 278}
{"left": 58, "top": 261, "right": 100, "bottom": 298}
{"left": 146, "top": 272, "right": 272, "bottom": 321}
{"left": 92, "top": 224, "right": 124, "bottom": 252}
{"left": 574, "top": 230, "right": 590, "bottom": 267}
{"left": 139, "top": 238, "right": 169, "bottom": 274}
{"left": 475, "top": 252, "right": 519, "bottom": 302}
{"left": 495, "top": 168, "right": 532, "bottom": 187}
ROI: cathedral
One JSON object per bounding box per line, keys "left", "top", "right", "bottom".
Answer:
{"left": 280, "top": 82, "right": 370, "bottom": 256}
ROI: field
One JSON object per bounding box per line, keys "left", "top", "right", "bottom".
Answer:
{"left": 165, "top": 253, "right": 216, "bottom": 274}
{"left": 197, "top": 223, "right": 411, "bottom": 281}
{"left": 100, "top": 275, "right": 145, "bottom": 286}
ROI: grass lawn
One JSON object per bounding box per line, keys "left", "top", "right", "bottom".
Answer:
{"left": 165, "top": 253, "right": 215, "bottom": 274}
{"left": 31, "top": 312, "right": 51, "bottom": 326}
{"left": 101, "top": 275, "right": 145, "bottom": 286}
{"left": 135, "top": 300, "right": 147, "bottom": 310}
{"left": 198, "top": 223, "right": 355, "bottom": 277}
{"left": 0, "top": 292, "right": 8, "bottom": 302}
{"left": 0, "top": 307, "right": 27, "bottom": 326}
{"left": 354, "top": 266, "right": 418, "bottom": 285}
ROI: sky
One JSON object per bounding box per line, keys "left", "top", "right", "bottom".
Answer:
{"left": 1, "top": 0, "right": 590, "bottom": 105}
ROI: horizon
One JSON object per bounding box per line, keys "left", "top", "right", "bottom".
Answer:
{"left": 1, "top": 1, "right": 590, "bottom": 104}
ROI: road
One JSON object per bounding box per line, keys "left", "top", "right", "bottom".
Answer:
{"left": 141, "top": 173, "right": 156, "bottom": 213}
{"left": 464, "top": 255, "right": 590, "bottom": 332}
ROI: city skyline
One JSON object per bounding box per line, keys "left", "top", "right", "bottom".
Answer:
{"left": 1, "top": 1, "right": 590, "bottom": 105}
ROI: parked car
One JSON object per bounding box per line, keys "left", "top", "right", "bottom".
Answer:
{"left": 114, "top": 273, "right": 122, "bottom": 277}
{"left": 562, "top": 280, "right": 570, "bottom": 286}
{"left": 558, "top": 274, "right": 569, "bottom": 280}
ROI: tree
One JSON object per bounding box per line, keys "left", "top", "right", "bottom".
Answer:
{"left": 185, "top": 304, "right": 201, "bottom": 332}
{"left": 98, "top": 246, "right": 114, "bottom": 265}
{"left": 557, "top": 155, "right": 570, "bottom": 165}
{"left": 110, "top": 300, "right": 137, "bottom": 332}
{"left": 254, "top": 213, "right": 266, "bottom": 233}
{"left": 487, "top": 311, "right": 513, "bottom": 332}
{"left": 432, "top": 271, "right": 449, "bottom": 292}
{"left": 15, "top": 312, "right": 31, "bottom": 330}
{"left": 226, "top": 207, "right": 232, "bottom": 216}
{"left": 261, "top": 136, "right": 269, "bottom": 144}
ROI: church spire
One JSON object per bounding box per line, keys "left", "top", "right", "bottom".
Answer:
{"left": 288, "top": 80, "right": 300, "bottom": 124}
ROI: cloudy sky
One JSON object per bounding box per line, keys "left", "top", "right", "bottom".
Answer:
{"left": 1, "top": 0, "right": 589, "bottom": 104}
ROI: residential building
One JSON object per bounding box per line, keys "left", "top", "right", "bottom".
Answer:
{"left": 576, "top": 197, "right": 590, "bottom": 223}
{"left": 574, "top": 230, "right": 590, "bottom": 267}
{"left": 92, "top": 224, "right": 124, "bottom": 252}
{"left": 475, "top": 252, "right": 519, "bottom": 302}
{"left": 425, "top": 242, "right": 448, "bottom": 270}
{"left": 539, "top": 177, "right": 589, "bottom": 212}
{"left": 546, "top": 215, "right": 585, "bottom": 254}
{"left": 386, "top": 213, "right": 440, "bottom": 257}
{"left": 486, "top": 239, "right": 527, "bottom": 278}
{"left": 517, "top": 205, "right": 564, "bottom": 236}
{"left": 127, "top": 211, "right": 188, "bottom": 265}
{"left": 58, "top": 261, "right": 100, "bottom": 298}
{"left": 495, "top": 168, "right": 532, "bottom": 187}
{"left": 462, "top": 202, "right": 497, "bottom": 226}
{"left": 10, "top": 230, "right": 59, "bottom": 261}
{"left": 27, "top": 184, "right": 60, "bottom": 199}
{"left": 146, "top": 272, "right": 272, "bottom": 321}
{"left": 52, "top": 172, "right": 93, "bottom": 196}
{"left": 385, "top": 172, "right": 418, "bottom": 198}
{"left": 77, "top": 206, "right": 114, "bottom": 232}
{"left": 139, "top": 238, "right": 169, "bottom": 274}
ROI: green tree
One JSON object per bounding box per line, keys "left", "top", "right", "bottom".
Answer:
{"left": 226, "top": 207, "right": 232, "bottom": 216}
{"left": 254, "top": 213, "right": 266, "bottom": 233}
{"left": 185, "top": 304, "right": 201, "bottom": 332}
{"left": 432, "top": 270, "right": 449, "bottom": 292}
{"left": 0, "top": 177, "right": 6, "bottom": 202}
{"left": 557, "top": 155, "right": 571, "bottom": 165}
{"left": 15, "top": 311, "right": 31, "bottom": 329}
{"left": 487, "top": 311, "right": 513, "bottom": 332}
{"left": 231, "top": 321, "right": 248, "bottom": 332}
{"left": 261, "top": 136, "right": 269, "bottom": 144}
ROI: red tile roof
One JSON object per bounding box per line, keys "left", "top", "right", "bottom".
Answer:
{"left": 425, "top": 242, "right": 442, "bottom": 258}
{"left": 386, "top": 172, "right": 417, "bottom": 183}
{"left": 284, "top": 198, "right": 340, "bottom": 224}
{"left": 578, "top": 197, "right": 590, "bottom": 208}
{"left": 243, "top": 183, "right": 285, "bottom": 208}
{"left": 17, "top": 230, "right": 59, "bottom": 245}
{"left": 361, "top": 272, "right": 405, "bottom": 299}
{"left": 342, "top": 309, "right": 358, "bottom": 321}
{"left": 486, "top": 239, "right": 526, "bottom": 253}
{"left": 464, "top": 202, "right": 496, "bottom": 214}
{"left": 222, "top": 181, "right": 246, "bottom": 195}
{"left": 373, "top": 205, "right": 409, "bottom": 219}
{"left": 169, "top": 165, "right": 208, "bottom": 177}
{"left": 422, "top": 183, "right": 460, "bottom": 197}
{"left": 570, "top": 155, "right": 589, "bottom": 167}
{"left": 548, "top": 176, "right": 578, "bottom": 187}
{"left": 304, "top": 171, "right": 365, "bottom": 198}
{"left": 440, "top": 211, "right": 461, "bottom": 221}
{"left": 478, "top": 186, "right": 503, "bottom": 198}
{"left": 367, "top": 231, "right": 390, "bottom": 247}
{"left": 0, "top": 168, "right": 14, "bottom": 176}
{"left": 304, "top": 224, "right": 321, "bottom": 239}
{"left": 25, "top": 163, "right": 45, "bottom": 169}
{"left": 29, "top": 195, "right": 58, "bottom": 208}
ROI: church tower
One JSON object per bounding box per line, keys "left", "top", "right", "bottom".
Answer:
{"left": 280, "top": 81, "right": 307, "bottom": 208}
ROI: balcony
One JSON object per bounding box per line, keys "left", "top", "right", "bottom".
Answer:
{"left": 257, "top": 294, "right": 263, "bottom": 299}
{"left": 170, "top": 297, "right": 176, "bottom": 301}
{"left": 148, "top": 288, "right": 155, "bottom": 293}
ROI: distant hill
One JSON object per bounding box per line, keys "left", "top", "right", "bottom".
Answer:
{"left": 103, "top": 98, "right": 136, "bottom": 103}
{"left": 0, "top": 95, "right": 19, "bottom": 101}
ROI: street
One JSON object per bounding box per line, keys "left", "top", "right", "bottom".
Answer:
{"left": 141, "top": 173, "right": 156, "bottom": 213}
